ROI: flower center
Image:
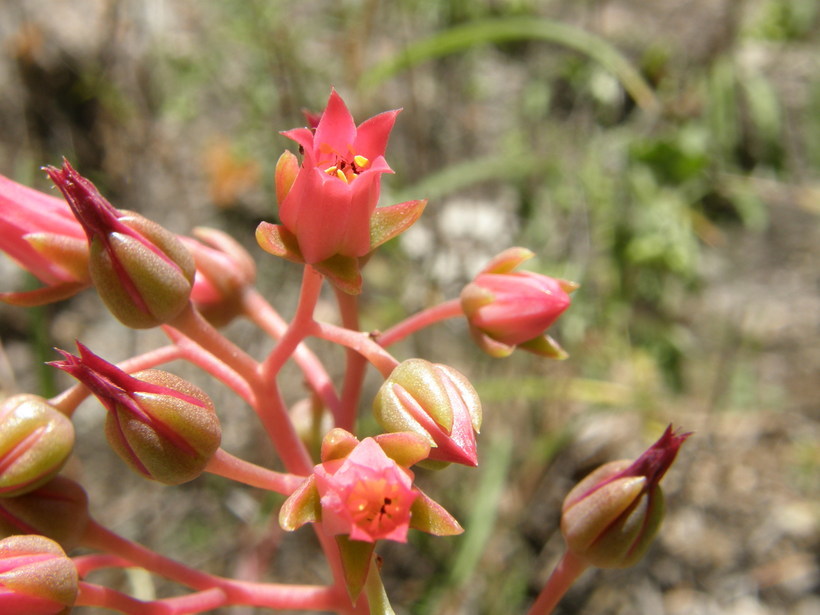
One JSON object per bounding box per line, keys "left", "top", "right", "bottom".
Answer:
{"left": 318, "top": 145, "right": 369, "bottom": 184}
{"left": 347, "top": 477, "right": 404, "bottom": 533}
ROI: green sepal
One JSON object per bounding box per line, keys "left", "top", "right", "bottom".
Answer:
{"left": 279, "top": 475, "right": 321, "bottom": 531}
{"left": 335, "top": 534, "right": 376, "bottom": 604}
{"left": 467, "top": 325, "right": 515, "bottom": 358}
{"left": 373, "top": 431, "right": 431, "bottom": 467}
{"left": 320, "top": 428, "right": 360, "bottom": 462}
{"left": 409, "top": 488, "right": 463, "bottom": 536}
{"left": 479, "top": 246, "right": 533, "bottom": 274}
{"left": 255, "top": 222, "right": 303, "bottom": 263}
{"left": 255, "top": 223, "right": 363, "bottom": 294}
{"left": 369, "top": 199, "right": 427, "bottom": 250}
{"left": 0, "top": 281, "right": 89, "bottom": 307}
{"left": 519, "top": 334, "right": 569, "bottom": 360}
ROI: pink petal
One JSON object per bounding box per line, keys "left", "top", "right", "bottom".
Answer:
{"left": 313, "top": 90, "right": 357, "bottom": 158}
{"left": 354, "top": 108, "right": 400, "bottom": 161}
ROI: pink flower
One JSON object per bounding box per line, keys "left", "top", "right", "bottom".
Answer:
{"left": 314, "top": 437, "right": 417, "bottom": 543}
{"left": 461, "top": 247, "right": 575, "bottom": 358}
{"left": 279, "top": 429, "right": 461, "bottom": 600}
{"left": 0, "top": 173, "right": 90, "bottom": 306}
{"left": 278, "top": 89, "right": 399, "bottom": 264}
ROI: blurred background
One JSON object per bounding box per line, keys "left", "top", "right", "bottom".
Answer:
{"left": 0, "top": 1, "right": 817, "bottom": 614}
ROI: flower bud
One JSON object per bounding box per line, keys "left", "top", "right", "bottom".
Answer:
{"left": 0, "top": 534, "right": 78, "bottom": 615}
{"left": 0, "top": 395, "right": 74, "bottom": 497}
{"left": 461, "top": 247, "right": 575, "bottom": 358}
{"left": 0, "top": 476, "right": 90, "bottom": 551}
{"left": 373, "top": 359, "right": 482, "bottom": 466}
{"left": 0, "top": 173, "right": 90, "bottom": 306}
{"left": 560, "top": 425, "right": 691, "bottom": 568}
{"left": 45, "top": 160, "right": 195, "bottom": 329}
{"left": 182, "top": 227, "right": 256, "bottom": 327}
{"left": 50, "top": 343, "right": 221, "bottom": 485}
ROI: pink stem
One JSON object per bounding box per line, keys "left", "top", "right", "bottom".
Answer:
{"left": 167, "top": 302, "right": 260, "bottom": 386}
{"left": 310, "top": 321, "right": 399, "bottom": 378}
{"left": 76, "top": 582, "right": 172, "bottom": 615}
{"left": 81, "top": 520, "right": 223, "bottom": 592}
{"left": 527, "top": 550, "right": 588, "bottom": 615}
{"left": 49, "top": 345, "right": 183, "bottom": 417}
{"left": 242, "top": 287, "right": 340, "bottom": 417}
{"left": 222, "top": 580, "right": 342, "bottom": 611}
{"left": 260, "top": 266, "right": 324, "bottom": 381}
{"left": 162, "top": 326, "right": 256, "bottom": 405}
{"left": 252, "top": 378, "right": 314, "bottom": 476}
{"left": 205, "top": 448, "right": 305, "bottom": 494}
{"left": 80, "top": 520, "right": 344, "bottom": 611}
{"left": 333, "top": 287, "right": 367, "bottom": 432}
{"left": 376, "top": 298, "right": 464, "bottom": 347}
{"left": 73, "top": 553, "right": 134, "bottom": 576}
{"left": 77, "top": 583, "right": 229, "bottom": 614}
{"left": 77, "top": 580, "right": 343, "bottom": 614}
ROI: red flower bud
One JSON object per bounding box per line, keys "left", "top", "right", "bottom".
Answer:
{"left": 0, "top": 395, "right": 74, "bottom": 497}
{"left": 0, "top": 534, "right": 78, "bottom": 615}
{"left": 561, "top": 425, "right": 691, "bottom": 568}
{"left": 50, "top": 343, "right": 221, "bottom": 485}
{"left": 461, "top": 248, "right": 575, "bottom": 358}
{"left": 373, "top": 359, "right": 482, "bottom": 467}
{"left": 0, "top": 476, "right": 90, "bottom": 552}
{"left": 0, "top": 173, "right": 90, "bottom": 306}
{"left": 44, "top": 160, "right": 195, "bottom": 328}
{"left": 181, "top": 227, "right": 256, "bottom": 327}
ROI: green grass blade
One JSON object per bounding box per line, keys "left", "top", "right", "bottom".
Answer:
{"left": 361, "top": 17, "right": 658, "bottom": 112}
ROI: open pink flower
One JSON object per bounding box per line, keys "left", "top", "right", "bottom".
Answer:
{"left": 314, "top": 437, "right": 417, "bottom": 543}
{"left": 278, "top": 89, "right": 399, "bottom": 264}
{"left": 0, "top": 173, "right": 90, "bottom": 306}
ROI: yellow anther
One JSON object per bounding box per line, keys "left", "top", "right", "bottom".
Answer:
{"left": 324, "top": 165, "right": 338, "bottom": 175}
{"left": 353, "top": 155, "right": 369, "bottom": 168}
{"left": 336, "top": 169, "right": 349, "bottom": 183}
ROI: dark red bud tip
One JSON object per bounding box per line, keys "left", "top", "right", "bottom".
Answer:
{"left": 43, "top": 159, "right": 121, "bottom": 242}
{"left": 48, "top": 342, "right": 138, "bottom": 417}
{"left": 621, "top": 425, "right": 692, "bottom": 487}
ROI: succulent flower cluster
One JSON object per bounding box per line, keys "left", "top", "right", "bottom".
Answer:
{"left": 0, "top": 89, "right": 688, "bottom": 614}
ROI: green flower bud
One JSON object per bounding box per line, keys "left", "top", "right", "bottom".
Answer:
{"left": 0, "top": 534, "right": 78, "bottom": 615}
{"left": 50, "top": 343, "right": 221, "bottom": 485}
{"left": 561, "top": 425, "right": 690, "bottom": 569}
{"left": 0, "top": 476, "right": 90, "bottom": 551}
{"left": 88, "top": 211, "right": 195, "bottom": 329}
{"left": 0, "top": 396, "right": 74, "bottom": 497}
{"left": 46, "top": 160, "right": 195, "bottom": 329}
{"left": 105, "top": 369, "right": 221, "bottom": 485}
{"left": 373, "top": 359, "right": 481, "bottom": 466}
